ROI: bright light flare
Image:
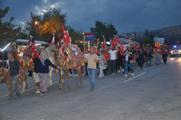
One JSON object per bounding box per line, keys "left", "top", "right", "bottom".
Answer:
{"left": 34, "top": 21, "right": 39, "bottom": 25}
{"left": 1, "top": 43, "right": 11, "bottom": 52}
{"left": 173, "top": 45, "right": 177, "bottom": 48}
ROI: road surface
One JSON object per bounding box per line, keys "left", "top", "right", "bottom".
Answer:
{"left": 0, "top": 58, "right": 181, "bottom": 120}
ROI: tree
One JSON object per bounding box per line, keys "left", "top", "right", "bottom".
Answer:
{"left": 92, "top": 21, "right": 117, "bottom": 42}
{"left": 24, "top": 8, "right": 84, "bottom": 50}
{"left": 143, "top": 29, "right": 154, "bottom": 45}
{"left": 26, "top": 9, "right": 66, "bottom": 40}
{"left": 67, "top": 26, "right": 83, "bottom": 43}
{"left": 0, "top": 7, "right": 21, "bottom": 47}
{"left": 67, "top": 26, "right": 84, "bottom": 50}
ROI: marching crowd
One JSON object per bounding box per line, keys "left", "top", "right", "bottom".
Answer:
{"left": 96, "top": 45, "right": 168, "bottom": 78}
{"left": 0, "top": 37, "right": 169, "bottom": 99}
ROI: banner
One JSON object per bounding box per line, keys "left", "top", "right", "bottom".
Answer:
{"left": 84, "top": 32, "right": 96, "bottom": 41}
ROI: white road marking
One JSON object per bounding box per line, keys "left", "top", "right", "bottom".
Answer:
{"left": 123, "top": 72, "right": 146, "bottom": 83}
{"left": 0, "top": 94, "right": 8, "bottom": 98}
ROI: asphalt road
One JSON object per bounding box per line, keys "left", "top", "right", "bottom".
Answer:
{"left": 0, "top": 58, "right": 181, "bottom": 120}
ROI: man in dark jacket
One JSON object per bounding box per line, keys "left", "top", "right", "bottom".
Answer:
{"left": 33, "top": 56, "right": 41, "bottom": 94}
{"left": 7, "top": 51, "right": 20, "bottom": 97}
{"left": 38, "top": 51, "right": 58, "bottom": 95}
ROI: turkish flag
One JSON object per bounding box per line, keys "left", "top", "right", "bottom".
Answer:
{"left": 111, "top": 38, "right": 117, "bottom": 48}
{"left": 63, "top": 30, "right": 71, "bottom": 46}
{"left": 101, "top": 40, "right": 107, "bottom": 49}
{"left": 104, "top": 52, "right": 110, "bottom": 61}
{"left": 111, "top": 36, "right": 120, "bottom": 48}
{"left": 101, "top": 35, "right": 107, "bottom": 49}
{"left": 61, "top": 25, "right": 71, "bottom": 46}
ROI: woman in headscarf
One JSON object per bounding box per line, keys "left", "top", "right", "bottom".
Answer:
{"left": 38, "top": 50, "right": 58, "bottom": 95}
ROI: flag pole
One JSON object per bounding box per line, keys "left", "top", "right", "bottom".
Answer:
{"left": 83, "top": 32, "right": 85, "bottom": 54}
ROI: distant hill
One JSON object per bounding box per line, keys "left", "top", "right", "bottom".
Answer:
{"left": 133, "top": 25, "right": 181, "bottom": 45}
{"left": 153, "top": 25, "right": 181, "bottom": 44}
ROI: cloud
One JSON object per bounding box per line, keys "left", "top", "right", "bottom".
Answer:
{"left": 16, "top": 20, "right": 26, "bottom": 29}
{"left": 33, "top": 0, "right": 63, "bottom": 15}
{"left": 61, "top": 0, "right": 181, "bottom": 32}
{"left": 42, "top": 0, "right": 48, "bottom": 4}
{"left": 2, "top": 0, "right": 181, "bottom": 32}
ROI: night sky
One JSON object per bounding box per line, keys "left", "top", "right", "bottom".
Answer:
{"left": 1, "top": 0, "right": 181, "bottom": 32}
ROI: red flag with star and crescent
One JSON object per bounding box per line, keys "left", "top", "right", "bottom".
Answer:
{"left": 101, "top": 35, "right": 107, "bottom": 49}
{"left": 61, "top": 25, "right": 71, "bottom": 47}
{"left": 111, "top": 36, "right": 120, "bottom": 48}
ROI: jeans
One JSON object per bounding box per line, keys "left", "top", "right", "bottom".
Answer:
{"left": 87, "top": 68, "right": 97, "bottom": 89}
{"left": 146, "top": 58, "right": 151, "bottom": 67}
{"left": 156, "top": 55, "right": 161, "bottom": 65}
{"left": 99, "top": 66, "right": 105, "bottom": 78}
{"left": 162, "top": 54, "right": 167, "bottom": 64}
{"left": 124, "top": 61, "right": 134, "bottom": 74}
{"left": 11, "top": 76, "right": 20, "bottom": 97}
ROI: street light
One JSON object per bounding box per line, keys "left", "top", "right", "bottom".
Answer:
{"left": 34, "top": 21, "right": 39, "bottom": 25}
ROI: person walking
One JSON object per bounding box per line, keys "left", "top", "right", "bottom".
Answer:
{"left": 38, "top": 51, "right": 58, "bottom": 95}
{"left": 32, "top": 51, "right": 41, "bottom": 94}
{"left": 146, "top": 47, "right": 152, "bottom": 67}
{"left": 162, "top": 46, "right": 168, "bottom": 64}
{"left": 138, "top": 49, "right": 145, "bottom": 69}
{"left": 155, "top": 49, "right": 161, "bottom": 65}
{"left": 84, "top": 50, "right": 90, "bottom": 76}
{"left": 117, "top": 47, "right": 122, "bottom": 73}
{"left": 86, "top": 47, "right": 99, "bottom": 90}
{"left": 108, "top": 48, "right": 117, "bottom": 75}
{"left": 98, "top": 50, "right": 106, "bottom": 78}
{"left": 7, "top": 51, "right": 20, "bottom": 97}
{"left": 124, "top": 49, "right": 134, "bottom": 77}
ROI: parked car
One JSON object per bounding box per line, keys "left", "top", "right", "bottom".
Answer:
{"left": 170, "top": 45, "right": 181, "bottom": 57}
{"left": 0, "top": 39, "right": 48, "bottom": 60}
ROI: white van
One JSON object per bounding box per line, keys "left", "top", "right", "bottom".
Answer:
{"left": 0, "top": 39, "right": 48, "bottom": 60}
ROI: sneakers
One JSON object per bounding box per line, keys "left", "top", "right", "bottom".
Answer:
{"left": 41, "top": 93, "right": 45, "bottom": 96}
{"left": 99, "top": 76, "right": 103, "bottom": 78}
{"left": 49, "top": 81, "right": 53, "bottom": 87}
{"left": 125, "top": 73, "right": 135, "bottom": 77}
{"left": 35, "top": 90, "right": 41, "bottom": 94}
{"left": 124, "top": 74, "right": 128, "bottom": 78}
{"left": 112, "top": 73, "right": 115, "bottom": 75}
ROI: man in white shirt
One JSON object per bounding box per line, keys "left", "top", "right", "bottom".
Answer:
{"left": 109, "top": 48, "right": 117, "bottom": 75}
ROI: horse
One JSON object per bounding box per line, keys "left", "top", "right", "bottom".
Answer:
{"left": 45, "top": 45, "right": 57, "bottom": 86}
{"left": 17, "top": 47, "right": 34, "bottom": 93}
{"left": 0, "top": 67, "right": 13, "bottom": 96}
{"left": 48, "top": 44, "right": 85, "bottom": 91}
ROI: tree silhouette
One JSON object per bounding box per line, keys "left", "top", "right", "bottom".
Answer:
{"left": 92, "top": 21, "right": 117, "bottom": 42}
{"left": 0, "top": 7, "right": 21, "bottom": 47}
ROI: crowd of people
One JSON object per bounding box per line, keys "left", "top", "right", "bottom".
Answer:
{"left": 0, "top": 35, "right": 169, "bottom": 99}
{"left": 96, "top": 44, "right": 168, "bottom": 78}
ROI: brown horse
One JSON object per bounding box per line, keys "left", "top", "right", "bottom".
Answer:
{"left": 17, "top": 47, "right": 34, "bottom": 93}
{"left": 48, "top": 45, "right": 85, "bottom": 91}
{"left": 0, "top": 67, "right": 13, "bottom": 96}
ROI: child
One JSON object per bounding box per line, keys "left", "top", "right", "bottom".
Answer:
{"left": 7, "top": 51, "right": 20, "bottom": 97}
{"left": 98, "top": 51, "right": 106, "bottom": 78}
